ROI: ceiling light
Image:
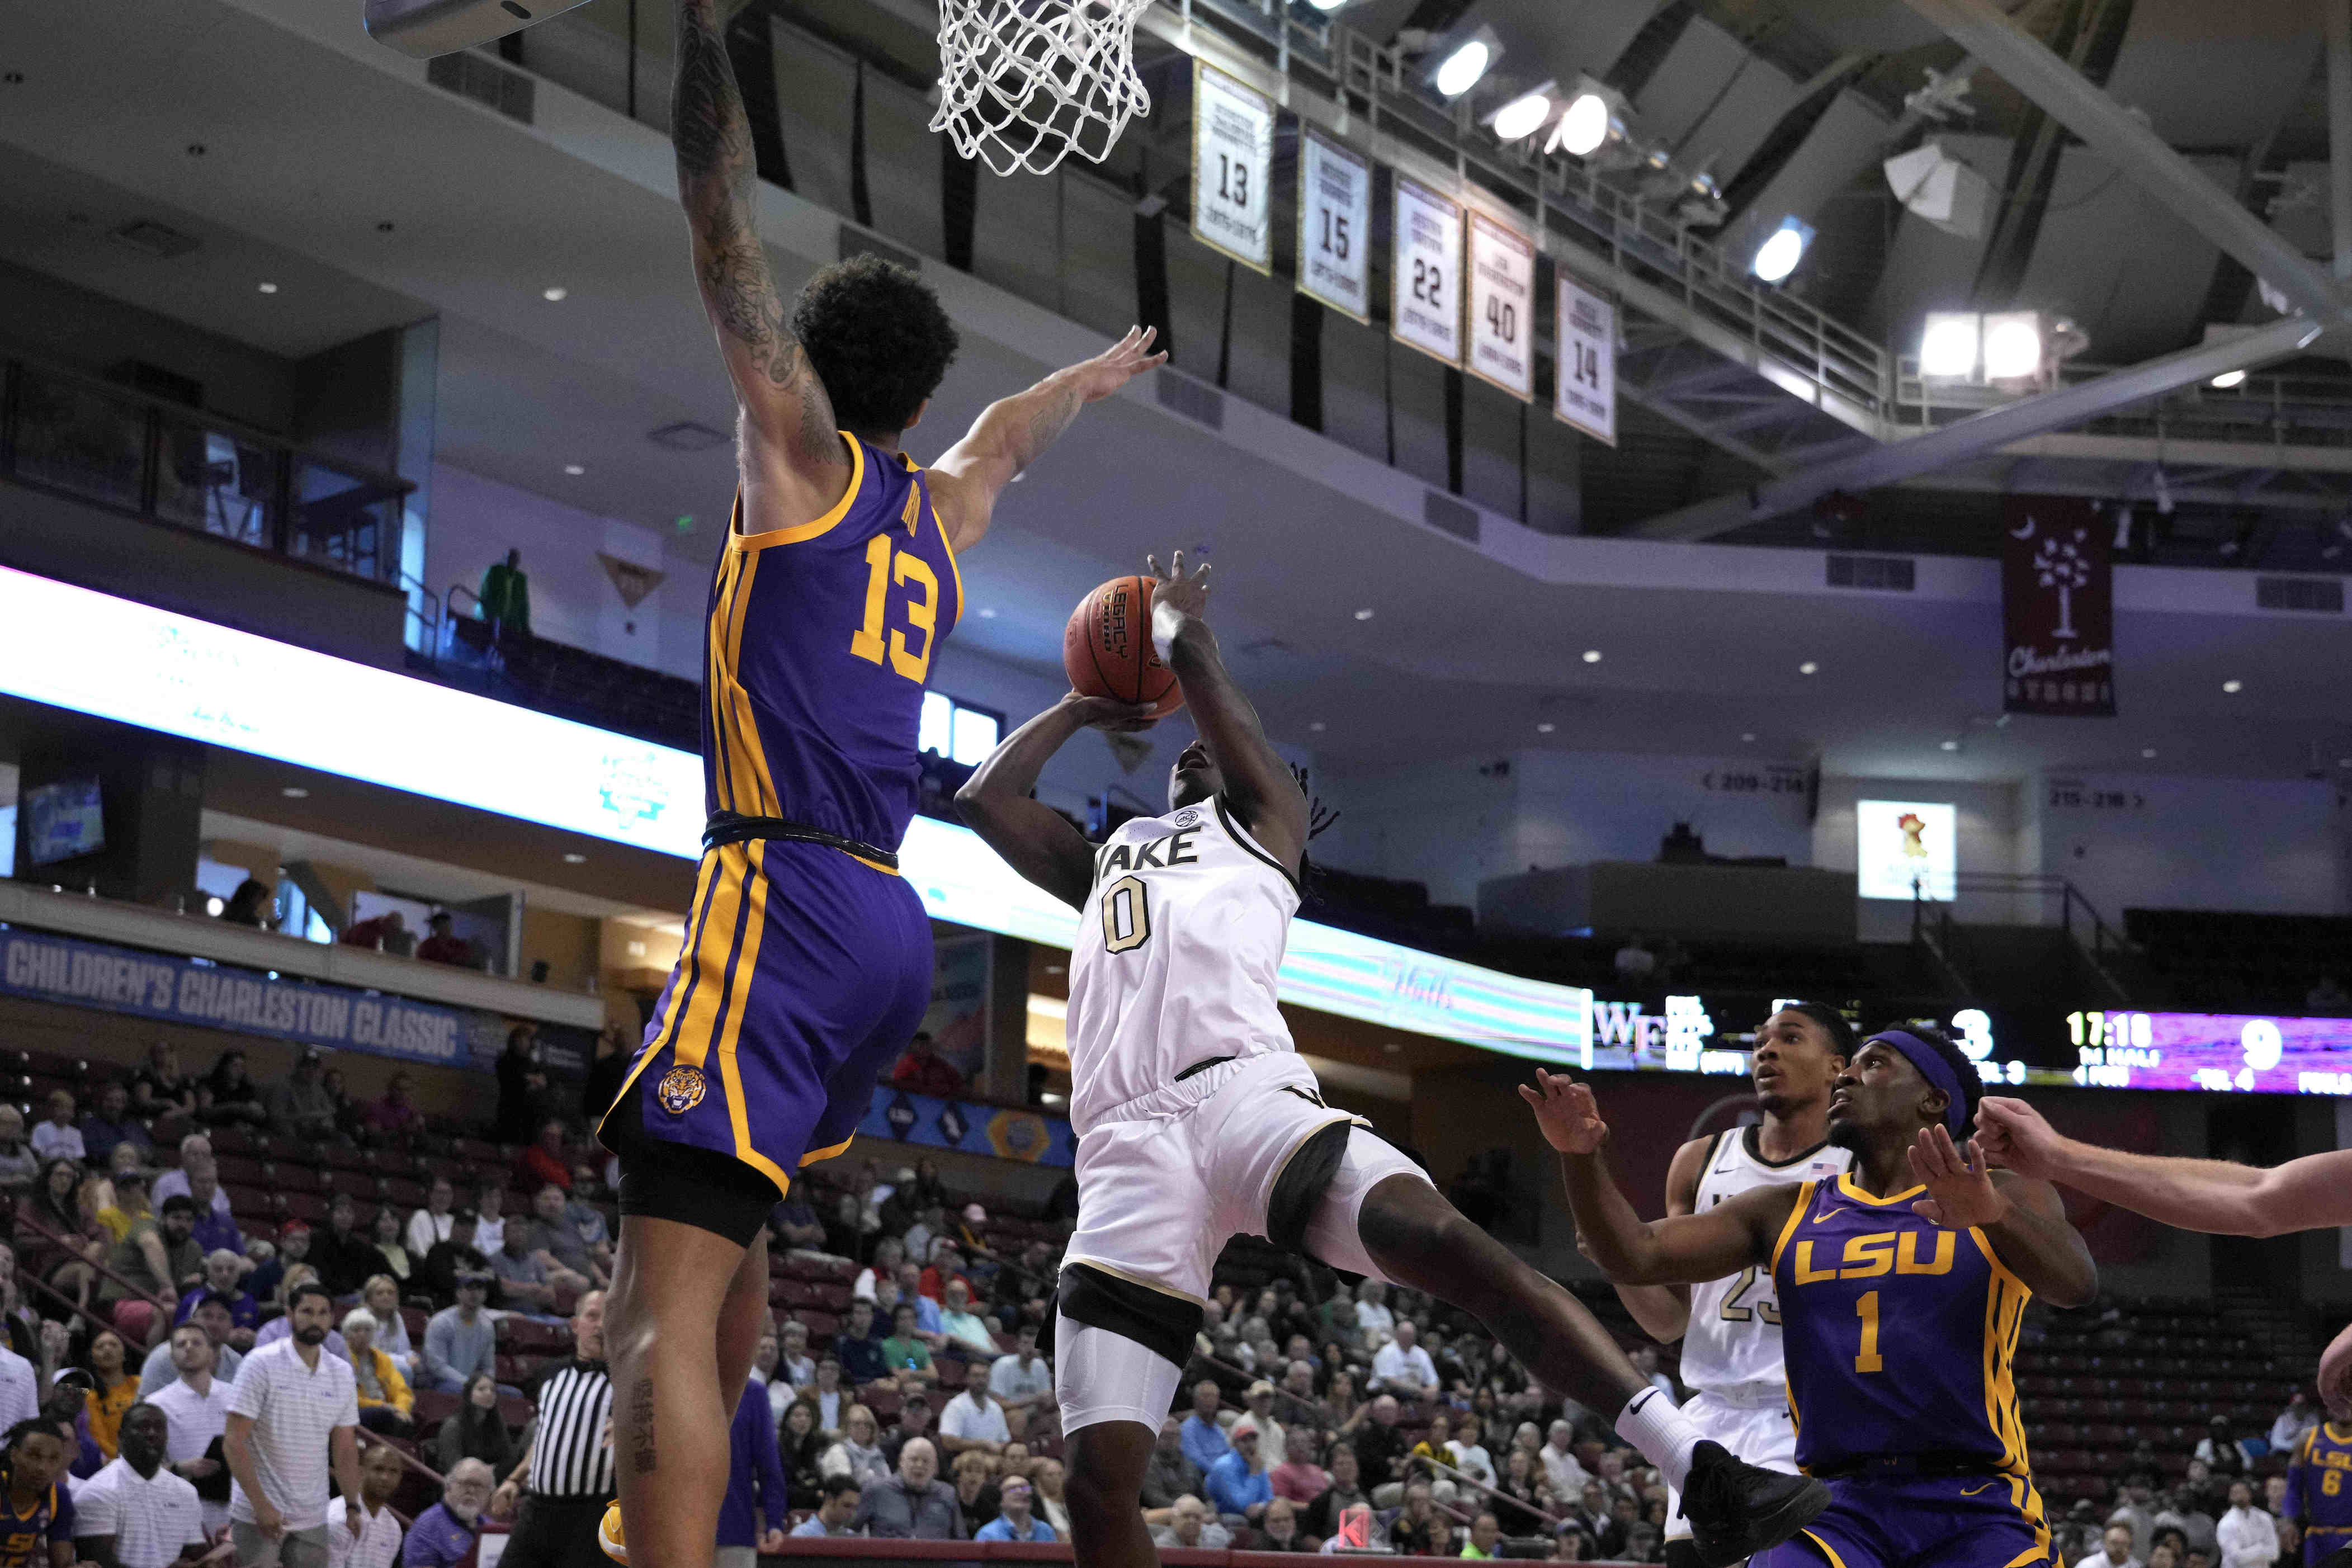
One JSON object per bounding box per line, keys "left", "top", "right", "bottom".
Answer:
{"left": 281, "top": 786, "right": 309, "bottom": 799}
{"left": 1581, "top": 649, "right": 1602, "bottom": 664}
{"left": 1751, "top": 218, "right": 1812, "bottom": 284}
{"left": 1428, "top": 28, "right": 1499, "bottom": 98}
{"left": 1305, "top": 0, "right": 1349, "bottom": 11}
{"left": 977, "top": 607, "right": 998, "bottom": 619}
{"left": 1919, "top": 313, "right": 1980, "bottom": 380}
{"left": 2152, "top": 466, "right": 2175, "bottom": 516}
{"left": 2210, "top": 369, "right": 2247, "bottom": 389}
{"left": 1553, "top": 91, "right": 1613, "bottom": 157}
{"left": 1309, "top": 721, "right": 1326, "bottom": 732}
{"left": 204, "top": 896, "right": 224, "bottom": 918}
{"left": 2142, "top": 748, "right": 2159, "bottom": 759}
{"left": 2222, "top": 679, "right": 2242, "bottom": 693}
{"left": 1939, "top": 740, "right": 1960, "bottom": 751}
{"left": 1981, "top": 311, "right": 2045, "bottom": 381}
{"left": 257, "top": 282, "right": 278, "bottom": 294}
{"left": 542, "top": 286, "right": 568, "bottom": 302}
{"left": 1536, "top": 722, "right": 1556, "bottom": 734}
{"left": 1352, "top": 608, "right": 1375, "bottom": 621}
{"left": 564, "top": 464, "right": 585, "bottom": 475}
{"left": 1798, "top": 660, "right": 1819, "bottom": 676}
{"left": 1741, "top": 733, "right": 1756, "bottom": 743}
{"left": 562, "top": 853, "right": 587, "bottom": 865}
{"left": 1489, "top": 87, "right": 1553, "bottom": 143}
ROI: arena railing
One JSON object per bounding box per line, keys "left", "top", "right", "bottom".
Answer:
{"left": 0, "top": 353, "right": 414, "bottom": 591}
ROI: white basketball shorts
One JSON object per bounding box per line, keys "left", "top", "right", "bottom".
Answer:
{"left": 1661, "top": 1388, "right": 1801, "bottom": 1543}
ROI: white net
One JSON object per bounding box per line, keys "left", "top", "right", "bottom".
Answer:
{"left": 930, "top": 0, "right": 1155, "bottom": 177}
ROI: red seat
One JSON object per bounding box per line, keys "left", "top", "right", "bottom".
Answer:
{"left": 269, "top": 1163, "right": 325, "bottom": 1194}
{"left": 280, "top": 1192, "right": 329, "bottom": 1224}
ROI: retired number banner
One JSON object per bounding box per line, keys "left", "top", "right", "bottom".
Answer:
{"left": 2002, "top": 494, "right": 2114, "bottom": 716}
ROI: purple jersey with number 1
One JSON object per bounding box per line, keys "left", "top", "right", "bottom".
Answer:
{"left": 600, "top": 434, "right": 961, "bottom": 1194}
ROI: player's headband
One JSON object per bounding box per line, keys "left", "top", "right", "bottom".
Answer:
{"left": 1864, "top": 1029, "right": 1968, "bottom": 1137}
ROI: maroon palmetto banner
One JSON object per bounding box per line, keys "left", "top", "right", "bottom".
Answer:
{"left": 2002, "top": 494, "right": 2114, "bottom": 716}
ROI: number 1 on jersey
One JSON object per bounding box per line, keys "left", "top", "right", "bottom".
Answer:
{"left": 1854, "top": 1290, "right": 1884, "bottom": 1373}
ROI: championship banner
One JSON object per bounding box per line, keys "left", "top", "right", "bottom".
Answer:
{"left": 1189, "top": 60, "right": 1274, "bottom": 273}
{"left": 2002, "top": 495, "right": 2114, "bottom": 716}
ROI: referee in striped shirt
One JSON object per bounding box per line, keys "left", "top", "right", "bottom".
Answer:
{"left": 490, "top": 1290, "right": 613, "bottom": 1568}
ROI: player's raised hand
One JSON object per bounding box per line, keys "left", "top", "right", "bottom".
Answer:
{"left": 1972, "top": 1096, "right": 2065, "bottom": 1180}
{"left": 1908, "top": 1124, "right": 2008, "bottom": 1230}
{"left": 1518, "top": 1068, "right": 1608, "bottom": 1154}
{"left": 1059, "top": 692, "right": 1163, "bottom": 733}
{"left": 1060, "top": 326, "right": 1169, "bottom": 403}
{"left": 1146, "top": 550, "right": 1211, "bottom": 619}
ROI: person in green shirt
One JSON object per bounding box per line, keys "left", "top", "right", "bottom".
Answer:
{"left": 1460, "top": 1510, "right": 1501, "bottom": 1558}
{"left": 478, "top": 549, "right": 531, "bottom": 637}
{"left": 880, "top": 1302, "right": 935, "bottom": 1390}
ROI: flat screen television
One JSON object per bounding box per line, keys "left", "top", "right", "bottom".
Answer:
{"left": 24, "top": 777, "right": 104, "bottom": 867}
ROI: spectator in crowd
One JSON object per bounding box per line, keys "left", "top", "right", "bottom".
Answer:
{"left": 2115, "top": 1475, "right": 2164, "bottom": 1561}
{"left": 486, "top": 1291, "right": 612, "bottom": 1568}
{"left": 985, "top": 1324, "right": 1051, "bottom": 1440}
{"left": 84, "top": 1329, "right": 143, "bottom": 1461}
{"left": 472, "top": 1187, "right": 508, "bottom": 1259}
{"left": 263, "top": 1051, "right": 339, "bottom": 1146}
{"left": 2156, "top": 1486, "right": 2218, "bottom": 1557}
{"left": 768, "top": 1190, "right": 829, "bottom": 1255}
{"left": 974, "top": 1472, "right": 1054, "bottom": 1543}
{"left": 403, "top": 1458, "right": 493, "bottom": 1568}
{"left": 1141, "top": 1418, "right": 1202, "bottom": 1512}
{"left": 1540, "top": 1419, "right": 1589, "bottom": 1500}
{"left": 319, "top": 1068, "right": 363, "bottom": 1141}
{"left": 2216, "top": 1480, "right": 2278, "bottom": 1568}
{"left": 852, "top": 1238, "right": 903, "bottom": 1304}
{"left": 148, "top": 1324, "right": 238, "bottom": 1529}
{"left": 0, "top": 1108, "right": 39, "bottom": 1197}
{"left": 560, "top": 1176, "right": 612, "bottom": 1267}
{"left": 413, "top": 914, "right": 472, "bottom": 969}
{"left": 244, "top": 1226, "right": 304, "bottom": 1314}
{"left": 805, "top": 1357, "right": 847, "bottom": 1435}
{"left": 492, "top": 1029, "right": 549, "bottom": 1146}
{"left": 489, "top": 1221, "right": 561, "bottom": 1319}
{"left": 715, "top": 1375, "right": 788, "bottom": 1568}
{"left": 1461, "top": 1510, "right": 1504, "bottom": 1560}
{"left": 224, "top": 1282, "right": 364, "bottom": 1567}
{"left": 525, "top": 1188, "right": 603, "bottom": 1293}
{"left": 891, "top": 1262, "right": 944, "bottom": 1340}
{"left": 24, "top": 1155, "right": 103, "bottom": 1315}
{"left": 934, "top": 1280, "right": 995, "bottom": 1361}
{"left": 130, "top": 1046, "right": 200, "bottom": 1123}
{"left": 833, "top": 1301, "right": 886, "bottom": 1388}
{"left": 152, "top": 1136, "right": 217, "bottom": 1213}
{"left": 936, "top": 1359, "right": 1008, "bottom": 1460}
{"left": 1354, "top": 1395, "right": 1410, "bottom": 1493}
{"left": 819, "top": 1405, "right": 888, "bottom": 1490}
{"left": 174, "top": 1252, "right": 258, "bottom": 1338}
{"left": 1180, "top": 1379, "right": 1231, "bottom": 1475}
{"left": 876, "top": 1395, "right": 933, "bottom": 1474}
{"left": 1150, "top": 1494, "right": 1230, "bottom": 1551}
{"left": 1612, "top": 933, "right": 1657, "bottom": 986}
{"left": 2199, "top": 1418, "right": 2254, "bottom": 1482}
{"left": 1389, "top": 1480, "right": 1447, "bottom": 1556}
{"left": 1031, "top": 1456, "right": 1070, "bottom": 1539}
{"left": 1565, "top": 1481, "right": 1616, "bottom": 1555}
{"left": 778, "top": 1401, "right": 827, "bottom": 1513}
{"left": 417, "top": 1216, "right": 490, "bottom": 1311}
{"left": 32, "top": 1092, "right": 85, "bottom": 1165}
{"left": 853, "top": 1437, "right": 960, "bottom": 1539}
{"left": 1239, "top": 1379, "right": 1287, "bottom": 1468}
{"left": 2270, "top": 1392, "right": 2321, "bottom": 1454}
{"left": 1206, "top": 1418, "right": 1273, "bottom": 1527}
{"left": 948, "top": 1448, "right": 999, "bottom": 1538}
{"left": 1371, "top": 1319, "right": 1438, "bottom": 1400}
{"left": 479, "top": 549, "right": 531, "bottom": 637}
{"left": 339, "top": 1312, "right": 413, "bottom": 1437}
{"left": 80, "top": 1083, "right": 152, "bottom": 1168}
{"left": 103, "top": 1191, "right": 199, "bottom": 1350}
{"left": 405, "top": 1181, "right": 457, "bottom": 1262}
{"left": 328, "top": 1444, "right": 407, "bottom": 1568}
{"left": 366, "top": 1212, "right": 411, "bottom": 1289}
{"left": 433, "top": 1376, "right": 518, "bottom": 1481}
{"left": 2080, "top": 1519, "right": 2145, "bottom": 1568}
{"left": 338, "top": 910, "right": 408, "bottom": 956}
{"left": 770, "top": 1321, "right": 814, "bottom": 1393}
{"left": 362, "top": 1076, "right": 424, "bottom": 1148}
{"left": 1353, "top": 1281, "right": 1396, "bottom": 1348}
{"left": 1448, "top": 1411, "right": 1496, "bottom": 1489}
{"left": 0, "top": 1324, "right": 31, "bottom": 1446}
{"left": 199, "top": 1053, "right": 267, "bottom": 1129}
{"left": 887, "top": 1034, "right": 965, "bottom": 1098}
{"left": 517, "top": 1124, "right": 571, "bottom": 1196}
{"left": 1258, "top": 1494, "right": 1307, "bottom": 1553}
{"left": 421, "top": 1274, "right": 502, "bottom": 1396}
{"left": 1269, "top": 1420, "right": 1327, "bottom": 1506}
{"left": 790, "top": 1475, "right": 862, "bottom": 1539}
{"left": 877, "top": 1305, "right": 935, "bottom": 1389}
{"left": 309, "top": 1196, "right": 386, "bottom": 1301}
{"left": 70, "top": 1401, "right": 207, "bottom": 1568}
{"left": 138, "top": 1297, "right": 244, "bottom": 1400}
{"left": 183, "top": 1173, "right": 242, "bottom": 1266}
{"left": 1491, "top": 1445, "right": 1550, "bottom": 1533}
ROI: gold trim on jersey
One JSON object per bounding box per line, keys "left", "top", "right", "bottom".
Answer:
{"left": 732, "top": 434, "right": 866, "bottom": 549}
{"left": 1836, "top": 1172, "right": 1926, "bottom": 1207}
{"left": 1769, "top": 1179, "right": 1817, "bottom": 1278}
{"left": 1801, "top": 1530, "right": 1849, "bottom": 1568}
{"left": 1973, "top": 1227, "right": 2034, "bottom": 1478}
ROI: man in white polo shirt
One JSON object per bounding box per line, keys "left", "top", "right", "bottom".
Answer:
{"left": 149, "top": 1323, "right": 235, "bottom": 1534}
{"left": 225, "top": 1282, "right": 363, "bottom": 1568}
{"left": 74, "top": 1402, "right": 209, "bottom": 1568}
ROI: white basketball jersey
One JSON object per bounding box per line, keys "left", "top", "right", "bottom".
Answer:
{"left": 1678, "top": 1126, "right": 1852, "bottom": 1394}
{"left": 1064, "top": 796, "right": 1300, "bottom": 1135}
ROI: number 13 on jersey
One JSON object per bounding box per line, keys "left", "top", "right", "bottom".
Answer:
{"left": 849, "top": 535, "right": 937, "bottom": 683}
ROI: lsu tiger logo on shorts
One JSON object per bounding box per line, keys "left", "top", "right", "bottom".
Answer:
{"left": 656, "top": 1066, "right": 709, "bottom": 1115}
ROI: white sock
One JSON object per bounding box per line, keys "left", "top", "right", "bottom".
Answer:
{"left": 1614, "top": 1386, "right": 1705, "bottom": 1492}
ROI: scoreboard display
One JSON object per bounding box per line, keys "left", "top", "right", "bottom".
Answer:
{"left": 2063, "top": 1009, "right": 2352, "bottom": 1094}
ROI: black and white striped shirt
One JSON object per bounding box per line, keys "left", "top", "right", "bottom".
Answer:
{"left": 525, "top": 1358, "right": 615, "bottom": 1499}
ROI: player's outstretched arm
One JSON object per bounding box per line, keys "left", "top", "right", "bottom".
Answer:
{"left": 928, "top": 329, "right": 1170, "bottom": 552}
{"left": 1977, "top": 1095, "right": 2352, "bottom": 1238}
{"left": 955, "top": 694, "right": 1160, "bottom": 909}
{"left": 670, "top": 0, "right": 847, "bottom": 511}
{"left": 1906, "top": 1125, "right": 2096, "bottom": 1306}
{"left": 1608, "top": 1137, "right": 1709, "bottom": 1343}
{"left": 1520, "top": 1070, "right": 1787, "bottom": 1286}
{"left": 1147, "top": 552, "right": 1310, "bottom": 873}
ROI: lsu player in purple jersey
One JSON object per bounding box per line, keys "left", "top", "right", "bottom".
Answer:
{"left": 2285, "top": 1396, "right": 2352, "bottom": 1567}
{"left": 594, "top": 4, "right": 1166, "bottom": 1564}
{"left": 1530, "top": 1026, "right": 2099, "bottom": 1568}
{"left": 0, "top": 1420, "right": 75, "bottom": 1568}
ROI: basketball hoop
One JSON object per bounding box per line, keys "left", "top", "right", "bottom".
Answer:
{"left": 931, "top": 0, "right": 1156, "bottom": 176}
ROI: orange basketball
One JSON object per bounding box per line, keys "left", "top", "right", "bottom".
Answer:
{"left": 1065, "top": 575, "right": 1184, "bottom": 715}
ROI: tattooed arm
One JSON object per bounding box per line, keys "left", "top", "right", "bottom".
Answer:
{"left": 925, "top": 327, "right": 1167, "bottom": 551}
{"left": 671, "top": 0, "right": 848, "bottom": 517}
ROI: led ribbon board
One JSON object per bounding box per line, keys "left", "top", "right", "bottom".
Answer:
{"left": 0, "top": 567, "right": 1594, "bottom": 1061}
{"left": 2067, "top": 1008, "right": 2352, "bottom": 1094}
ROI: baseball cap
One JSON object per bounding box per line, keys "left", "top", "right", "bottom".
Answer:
{"left": 1246, "top": 1380, "right": 1274, "bottom": 1399}
{"left": 280, "top": 1219, "right": 309, "bottom": 1236}
{"left": 962, "top": 1202, "right": 988, "bottom": 1223}
{"left": 1231, "top": 1417, "right": 1259, "bottom": 1439}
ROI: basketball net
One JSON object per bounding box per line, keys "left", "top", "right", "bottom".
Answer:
{"left": 930, "top": 0, "right": 1155, "bottom": 176}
